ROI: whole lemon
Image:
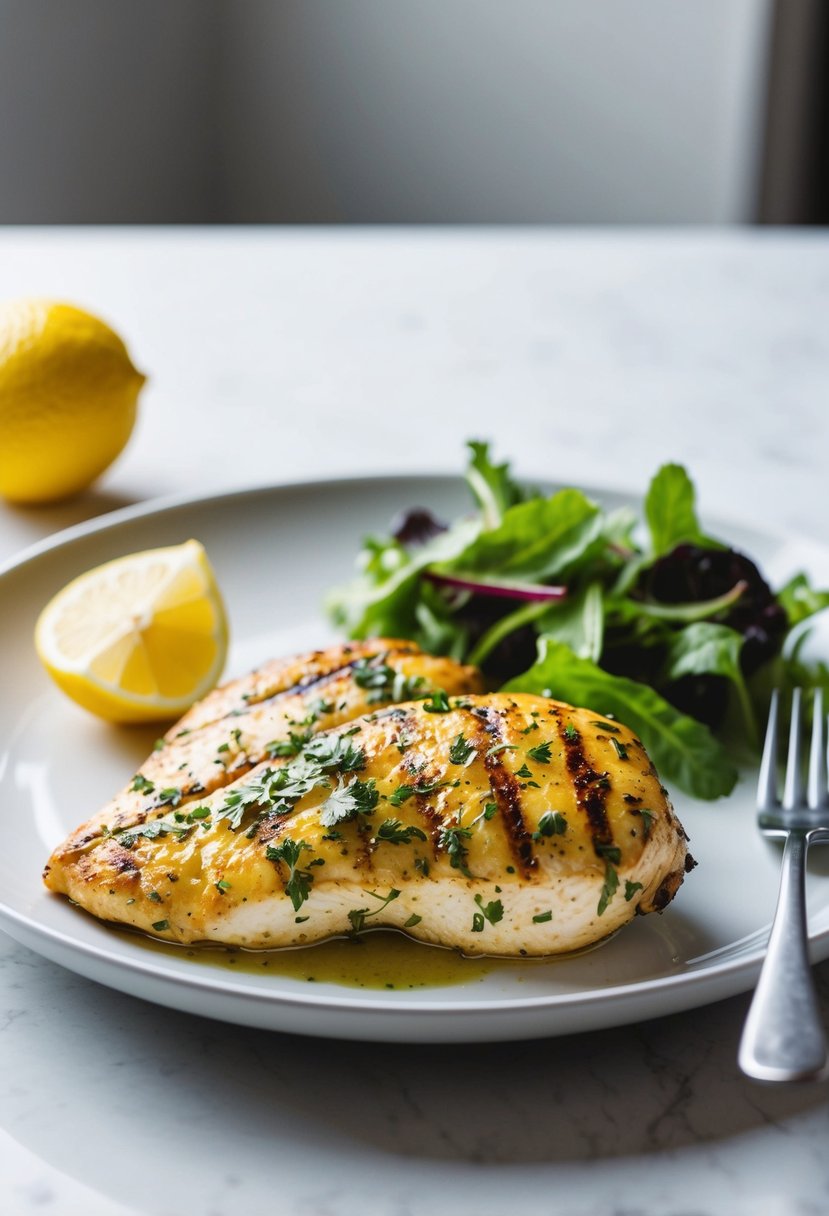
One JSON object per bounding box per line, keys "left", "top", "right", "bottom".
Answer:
{"left": 0, "top": 299, "right": 145, "bottom": 504}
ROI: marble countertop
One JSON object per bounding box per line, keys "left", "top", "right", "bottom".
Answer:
{"left": 2, "top": 227, "right": 829, "bottom": 1216}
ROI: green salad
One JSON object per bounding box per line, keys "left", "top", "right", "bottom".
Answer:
{"left": 328, "top": 442, "right": 829, "bottom": 801}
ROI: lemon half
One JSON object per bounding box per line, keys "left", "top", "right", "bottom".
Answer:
{"left": 35, "top": 540, "right": 228, "bottom": 723}
{"left": 0, "top": 298, "right": 145, "bottom": 504}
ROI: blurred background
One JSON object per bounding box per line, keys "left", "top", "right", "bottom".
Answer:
{"left": 0, "top": 0, "right": 825, "bottom": 226}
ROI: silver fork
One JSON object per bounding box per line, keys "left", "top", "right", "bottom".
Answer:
{"left": 739, "top": 688, "right": 829, "bottom": 1082}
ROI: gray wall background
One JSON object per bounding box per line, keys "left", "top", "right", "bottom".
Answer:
{"left": 0, "top": 0, "right": 772, "bottom": 224}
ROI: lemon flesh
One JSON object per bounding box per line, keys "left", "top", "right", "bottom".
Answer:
{"left": 0, "top": 298, "right": 145, "bottom": 504}
{"left": 35, "top": 540, "right": 228, "bottom": 723}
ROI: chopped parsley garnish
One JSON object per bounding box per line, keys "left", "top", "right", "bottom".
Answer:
{"left": 347, "top": 887, "right": 400, "bottom": 932}
{"left": 596, "top": 843, "right": 622, "bottom": 865}
{"left": 157, "top": 787, "right": 182, "bottom": 808}
{"left": 117, "top": 805, "right": 212, "bottom": 847}
{"left": 533, "top": 811, "right": 568, "bottom": 839}
{"left": 563, "top": 724, "right": 579, "bottom": 743}
{"left": 215, "top": 756, "right": 332, "bottom": 830}
{"left": 353, "top": 657, "right": 425, "bottom": 704}
{"left": 319, "top": 778, "right": 379, "bottom": 827}
{"left": 422, "top": 689, "right": 452, "bottom": 713}
{"left": 216, "top": 879, "right": 232, "bottom": 894}
{"left": 373, "top": 818, "right": 428, "bottom": 845}
{"left": 483, "top": 801, "right": 498, "bottom": 820}
{"left": 130, "top": 774, "right": 155, "bottom": 795}
{"left": 266, "top": 729, "right": 314, "bottom": 759}
{"left": 638, "top": 809, "right": 655, "bottom": 839}
{"left": 597, "top": 860, "right": 619, "bottom": 916}
{"left": 591, "top": 720, "right": 621, "bottom": 734}
{"left": 610, "top": 737, "right": 629, "bottom": 761}
{"left": 388, "top": 784, "right": 415, "bottom": 806}
{"left": 414, "top": 857, "right": 430, "bottom": 876}
{"left": 217, "top": 729, "right": 244, "bottom": 761}
{"left": 449, "top": 733, "right": 476, "bottom": 765}
{"left": 389, "top": 779, "right": 448, "bottom": 806}
{"left": 152, "top": 920, "right": 169, "bottom": 932}
{"left": 471, "top": 913, "right": 485, "bottom": 933}
{"left": 148, "top": 890, "right": 162, "bottom": 903}
{"left": 515, "top": 762, "right": 534, "bottom": 780}
{"left": 624, "top": 880, "right": 644, "bottom": 902}
{"left": 304, "top": 733, "right": 366, "bottom": 773}
{"left": 265, "top": 837, "right": 316, "bottom": 911}
{"left": 474, "top": 893, "right": 504, "bottom": 925}
{"left": 532, "top": 910, "right": 553, "bottom": 923}
{"left": 437, "top": 824, "right": 473, "bottom": 876}
{"left": 152, "top": 739, "right": 166, "bottom": 752}
{"left": 334, "top": 739, "right": 367, "bottom": 773}
{"left": 404, "top": 913, "right": 422, "bottom": 928}
{"left": 486, "top": 742, "right": 518, "bottom": 757}
{"left": 526, "top": 742, "right": 552, "bottom": 764}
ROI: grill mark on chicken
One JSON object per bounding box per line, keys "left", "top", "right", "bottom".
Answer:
{"left": 166, "top": 640, "right": 419, "bottom": 739}
{"left": 409, "top": 797, "right": 444, "bottom": 861}
{"left": 232, "top": 656, "right": 369, "bottom": 715}
{"left": 363, "top": 705, "right": 413, "bottom": 730}
{"left": 559, "top": 718, "right": 615, "bottom": 858}
{"left": 471, "top": 705, "right": 537, "bottom": 875}
{"left": 111, "top": 847, "right": 140, "bottom": 874}
{"left": 353, "top": 818, "right": 377, "bottom": 876}
{"left": 650, "top": 868, "right": 685, "bottom": 910}
{"left": 391, "top": 733, "right": 450, "bottom": 859}
{"left": 236, "top": 642, "right": 420, "bottom": 716}
{"left": 254, "top": 812, "right": 291, "bottom": 847}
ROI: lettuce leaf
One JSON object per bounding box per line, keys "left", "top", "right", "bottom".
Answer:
{"left": 777, "top": 573, "right": 829, "bottom": 628}
{"left": 465, "top": 440, "right": 528, "bottom": 528}
{"left": 326, "top": 518, "right": 479, "bottom": 641}
{"left": 662, "top": 621, "right": 757, "bottom": 745}
{"left": 504, "top": 638, "right": 738, "bottom": 800}
{"left": 442, "top": 489, "right": 601, "bottom": 583}
{"left": 645, "top": 463, "right": 705, "bottom": 556}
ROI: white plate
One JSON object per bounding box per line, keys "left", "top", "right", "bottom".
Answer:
{"left": 2, "top": 476, "right": 829, "bottom": 1043}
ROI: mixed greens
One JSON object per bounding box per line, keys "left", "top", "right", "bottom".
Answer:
{"left": 328, "top": 442, "right": 829, "bottom": 801}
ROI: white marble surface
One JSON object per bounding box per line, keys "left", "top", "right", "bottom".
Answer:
{"left": 1, "top": 227, "right": 829, "bottom": 1215}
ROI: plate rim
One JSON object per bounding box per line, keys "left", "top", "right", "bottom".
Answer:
{"left": 1, "top": 472, "right": 825, "bottom": 1030}
{"left": 0, "top": 889, "right": 781, "bottom": 1016}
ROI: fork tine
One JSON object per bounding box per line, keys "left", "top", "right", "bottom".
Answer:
{"left": 783, "top": 688, "right": 805, "bottom": 811}
{"left": 757, "top": 688, "right": 780, "bottom": 809}
{"left": 808, "top": 688, "right": 827, "bottom": 810}
{"left": 741, "top": 686, "right": 829, "bottom": 1082}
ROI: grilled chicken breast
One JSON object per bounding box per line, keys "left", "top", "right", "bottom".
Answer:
{"left": 45, "top": 689, "right": 691, "bottom": 956}
{"left": 47, "top": 638, "right": 482, "bottom": 860}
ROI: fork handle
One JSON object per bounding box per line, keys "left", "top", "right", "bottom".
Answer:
{"left": 739, "top": 831, "right": 827, "bottom": 1082}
